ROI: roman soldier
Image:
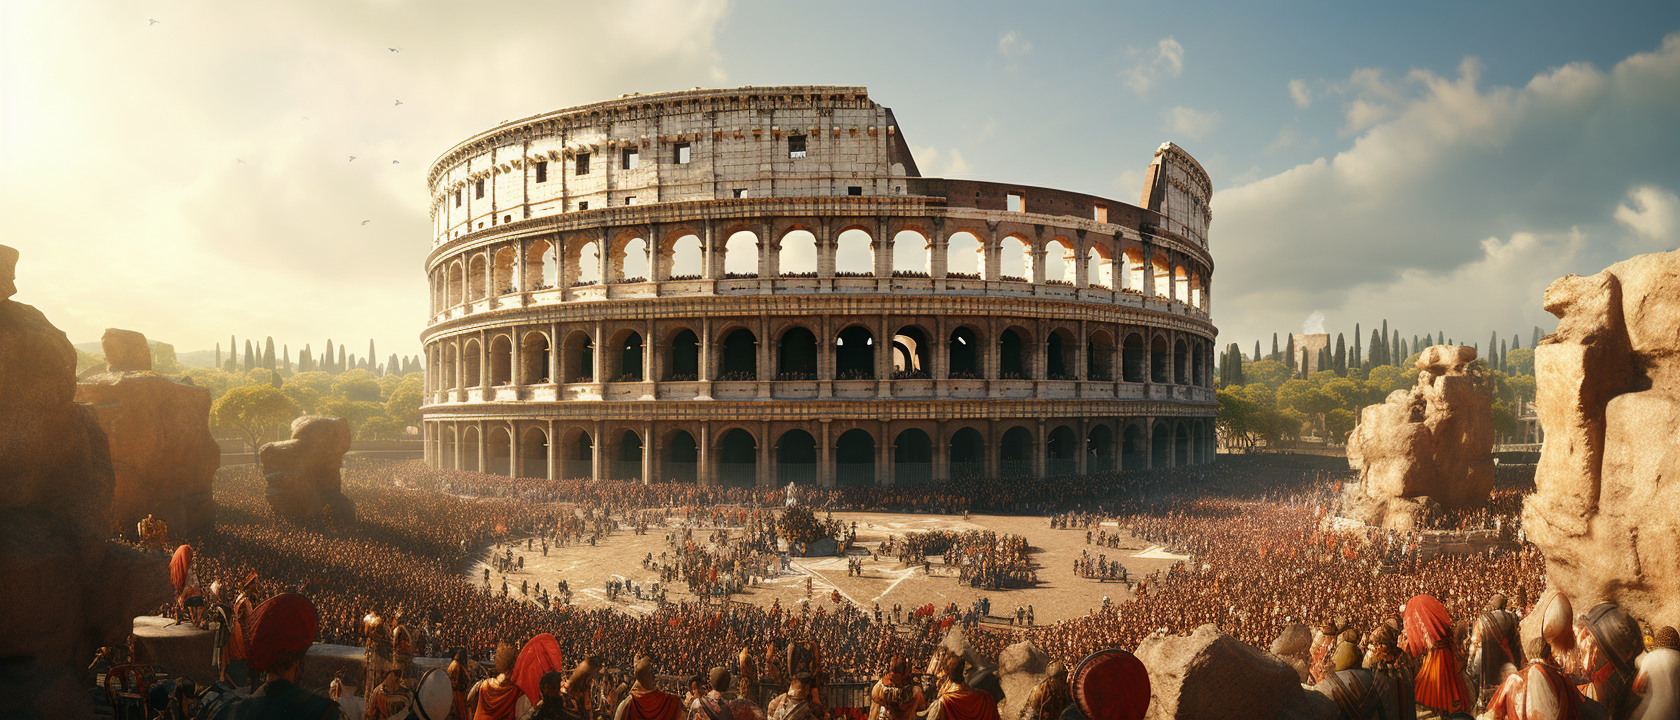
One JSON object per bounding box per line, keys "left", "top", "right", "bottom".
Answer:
{"left": 555, "top": 656, "right": 602, "bottom": 720}
{"left": 1467, "top": 595, "right": 1525, "bottom": 713}
{"left": 925, "top": 656, "right": 998, "bottom": 720}
{"left": 447, "top": 649, "right": 475, "bottom": 720}
{"left": 234, "top": 593, "right": 345, "bottom": 719}
{"left": 363, "top": 609, "right": 391, "bottom": 708}
{"left": 467, "top": 642, "right": 523, "bottom": 720}
{"left": 870, "top": 658, "right": 927, "bottom": 720}
{"left": 1482, "top": 635, "right": 1587, "bottom": 720}
{"left": 390, "top": 607, "right": 414, "bottom": 687}
{"left": 1017, "top": 662, "right": 1066, "bottom": 720}
{"left": 614, "top": 656, "right": 685, "bottom": 720}
{"left": 766, "top": 672, "right": 826, "bottom": 720}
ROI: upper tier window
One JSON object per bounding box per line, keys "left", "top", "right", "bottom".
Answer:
{"left": 675, "top": 143, "right": 691, "bottom": 164}
{"left": 788, "top": 135, "right": 806, "bottom": 159}
{"left": 475, "top": 179, "right": 484, "bottom": 199}
{"left": 535, "top": 161, "right": 548, "bottom": 183}
{"left": 576, "top": 154, "right": 591, "bottom": 175}
{"left": 622, "top": 148, "right": 639, "bottom": 170}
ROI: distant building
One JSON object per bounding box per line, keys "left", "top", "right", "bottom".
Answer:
{"left": 1290, "top": 333, "right": 1329, "bottom": 374}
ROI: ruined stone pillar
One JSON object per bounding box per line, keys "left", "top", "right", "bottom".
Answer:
{"left": 698, "top": 422, "right": 713, "bottom": 486}
{"left": 930, "top": 218, "right": 948, "bottom": 280}
{"left": 591, "top": 420, "right": 604, "bottom": 482}
{"left": 1034, "top": 420, "right": 1047, "bottom": 478}
{"left": 642, "top": 421, "right": 654, "bottom": 485}
{"left": 935, "top": 419, "right": 949, "bottom": 482}
{"left": 702, "top": 222, "right": 718, "bottom": 280}
{"left": 819, "top": 419, "right": 833, "bottom": 487}
{"left": 593, "top": 322, "right": 605, "bottom": 383}
{"left": 547, "top": 419, "right": 557, "bottom": 480}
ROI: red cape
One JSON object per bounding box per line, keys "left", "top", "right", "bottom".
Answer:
{"left": 935, "top": 686, "right": 1000, "bottom": 720}
{"left": 511, "top": 633, "right": 564, "bottom": 704}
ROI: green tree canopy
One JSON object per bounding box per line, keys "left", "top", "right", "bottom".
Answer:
{"left": 213, "top": 385, "right": 299, "bottom": 452}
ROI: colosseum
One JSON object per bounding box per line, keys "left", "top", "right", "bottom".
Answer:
{"left": 421, "top": 86, "right": 1216, "bottom": 487}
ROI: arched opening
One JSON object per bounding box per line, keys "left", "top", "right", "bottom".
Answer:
{"left": 999, "top": 329, "right": 1027, "bottom": 380}
{"left": 563, "top": 331, "right": 594, "bottom": 383}
{"left": 462, "top": 426, "right": 481, "bottom": 472}
{"left": 949, "top": 428, "right": 985, "bottom": 479}
{"left": 617, "top": 237, "right": 650, "bottom": 283}
{"left": 443, "top": 343, "right": 459, "bottom": 389}
{"left": 1088, "top": 331, "right": 1115, "bottom": 381}
{"left": 717, "top": 429, "right": 757, "bottom": 487}
{"left": 447, "top": 262, "right": 464, "bottom": 306}
{"left": 1151, "top": 336, "right": 1168, "bottom": 384}
{"left": 1087, "top": 246, "right": 1113, "bottom": 288}
{"left": 1122, "top": 333, "right": 1144, "bottom": 383}
{"left": 1192, "top": 343, "right": 1205, "bottom": 386}
{"left": 1122, "top": 425, "right": 1145, "bottom": 470}
{"left": 440, "top": 426, "right": 457, "bottom": 470}
{"left": 610, "top": 331, "right": 644, "bottom": 382}
{"left": 1175, "top": 421, "right": 1190, "bottom": 467}
{"left": 574, "top": 240, "right": 601, "bottom": 286}
{"left": 468, "top": 254, "right": 488, "bottom": 300}
{"left": 1190, "top": 422, "right": 1204, "bottom": 465}
{"left": 719, "top": 329, "right": 757, "bottom": 380}
{"left": 1123, "top": 249, "right": 1144, "bottom": 293}
{"left": 946, "top": 231, "right": 983, "bottom": 279}
{"left": 835, "top": 325, "right": 875, "bottom": 380}
{"left": 519, "top": 428, "right": 547, "bottom": 478}
{"left": 489, "top": 335, "right": 512, "bottom": 385}
{"left": 616, "top": 430, "right": 643, "bottom": 481}
{"left": 668, "top": 234, "right": 704, "bottom": 280}
{"left": 488, "top": 426, "right": 513, "bottom": 476}
{"left": 890, "top": 326, "right": 931, "bottom": 379}
{"left": 776, "top": 430, "right": 817, "bottom": 486}
{"left": 999, "top": 235, "right": 1030, "bottom": 282}
{"left": 493, "top": 247, "right": 516, "bottom": 295}
{"left": 894, "top": 429, "right": 932, "bottom": 485}
{"left": 1046, "top": 330, "right": 1073, "bottom": 380}
{"left": 948, "top": 327, "right": 980, "bottom": 379}
{"left": 835, "top": 228, "right": 874, "bottom": 276}
{"left": 524, "top": 239, "right": 554, "bottom": 290}
{"left": 1045, "top": 237, "right": 1075, "bottom": 285}
{"left": 667, "top": 431, "right": 698, "bottom": 483}
{"left": 1088, "top": 424, "right": 1114, "bottom": 472}
{"left": 564, "top": 430, "right": 593, "bottom": 479}
{"left": 1152, "top": 255, "right": 1171, "bottom": 298}
{"left": 999, "top": 426, "right": 1033, "bottom": 476}
{"left": 777, "top": 327, "right": 818, "bottom": 380}
{"left": 463, "top": 339, "right": 483, "bottom": 387}
{"left": 1174, "top": 339, "right": 1188, "bottom": 385}
{"left": 892, "top": 230, "right": 929, "bottom": 277}
{"left": 1152, "top": 422, "right": 1171, "bottom": 468}
{"left": 1190, "top": 273, "right": 1204, "bottom": 309}
{"left": 521, "top": 332, "right": 551, "bottom": 384}
{"left": 778, "top": 230, "right": 817, "bottom": 277}
{"left": 668, "top": 329, "right": 699, "bottom": 381}
{"left": 1046, "top": 425, "right": 1078, "bottom": 476}
{"left": 722, "top": 231, "right": 759, "bottom": 278}
{"left": 1174, "top": 266, "right": 1189, "bottom": 303}
{"left": 835, "top": 429, "right": 875, "bottom": 487}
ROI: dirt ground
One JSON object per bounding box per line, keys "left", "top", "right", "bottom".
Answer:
{"left": 466, "top": 510, "right": 1189, "bottom": 625}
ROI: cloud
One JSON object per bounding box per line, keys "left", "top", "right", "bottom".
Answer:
{"left": 1289, "top": 79, "right": 1312, "bottom": 109}
{"left": 998, "top": 30, "right": 1031, "bottom": 58}
{"left": 1302, "top": 310, "right": 1325, "bottom": 334}
{"left": 1123, "top": 36, "right": 1184, "bottom": 95}
{"left": 1265, "top": 128, "right": 1300, "bottom": 153}
{"left": 0, "top": 0, "right": 731, "bottom": 355}
{"left": 1613, "top": 185, "right": 1680, "bottom": 250}
{"left": 1161, "top": 106, "right": 1221, "bottom": 139}
{"left": 911, "top": 146, "right": 973, "bottom": 178}
{"left": 1213, "top": 33, "right": 1680, "bottom": 350}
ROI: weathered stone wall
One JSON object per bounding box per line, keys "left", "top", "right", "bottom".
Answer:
{"left": 1523, "top": 250, "right": 1680, "bottom": 631}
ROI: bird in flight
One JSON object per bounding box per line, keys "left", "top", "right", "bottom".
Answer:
{"left": 362, "top": 220, "right": 371, "bottom": 225}
{"left": 388, "top": 47, "right": 399, "bottom": 53}
{"left": 302, "top": 116, "right": 309, "bottom": 121}
{"left": 391, "top": 160, "right": 400, "bottom": 164}
{"left": 237, "top": 159, "right": 246, "bottom": 165}
{"left": 349, "top": 156, "right": 357, "bottom": 162}
{"left": 149, "top": 19, "right": 160, "bottom": 25}
{"left": 395, "top": 100, "right": 403, "bottom": 106}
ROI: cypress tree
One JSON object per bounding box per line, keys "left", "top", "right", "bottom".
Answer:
{"left": 243, "top": 340, "right": 255, "bottom": 372}
{"left": 1381, "top": 320, "right": 1389, "bottom": 363}
{"left": 1500, "top": 338, "right": 1508, "bottom": 372}
{"left": 1284, "top": 334, "right": 1296, "bottom": 374}
{"left": 325, "top": 340, "right": 336, "bottom": 373}
{"left": 388, "top": 353, "right": 401, "bottom": 376}
{"left": 338, "top": 345, "right": 347, "bottom": 372}
{"left": 1412, "top": 335, "right": 1419, "bottom": 354}
{"left": 1232, "top": 345, "right": 1244, "bottom": 385}
{"left": 1352, "top": 323, "right": 1361, "bottom": 369}
{"left": 282, "top": 344, "right": 291, "bottom": 373}
{"left": 1369, "top": 329, "right": 1384, "bottom": 366}
{"left": 1489, "top": 332, "right": 1500, "bottom": 368}
{"left": 301, "top": 345, "right": 313, "bottom": 373}
{"left": 1393, "top": 331, "right": 1402, "bottom": 362}
{"left": 215, "top": 343, "right": 221, "bottom": 369}
{"left": 1253, "top": 341, "right": 1261, "bottom": 367}
{"left": 1334, "top": 334, "right": 1346, "bottom": 376}
{"left": 1532, "top": 326, "right": 1542, "bottom": 348}
{"left": 1271, "top": 333, "right": 1280, "bottom": 362}
{"left": 368, "top": 340, "right": 377, "bottom": 373}
{"left": 263, "top": 337, "right": 275, "bottom": 370}
{"left": 1512, "top": 333, "right": 1520, "bottom": 350}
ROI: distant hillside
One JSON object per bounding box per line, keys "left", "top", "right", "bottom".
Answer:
{"left": 71, "top": 341, "right": 217, "bottom": 369}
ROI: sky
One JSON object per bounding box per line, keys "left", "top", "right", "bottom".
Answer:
{"left": 3, "top": 0, "right": 1678, "bottom": 361}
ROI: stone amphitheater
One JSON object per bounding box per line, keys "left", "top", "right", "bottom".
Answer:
{"left": 421, "top": 86, "right": 1216, "bottom": 487}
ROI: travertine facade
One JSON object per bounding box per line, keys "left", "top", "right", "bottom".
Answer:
{"left": 421, "top": 87, "right": 1217, "bottom": 486}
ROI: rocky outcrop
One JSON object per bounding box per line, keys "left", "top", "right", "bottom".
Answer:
{"left": 0, "top": 245, "right": 172, "bottom": 718}
{"left": 1524, "top": 250, "right": 1680, "bottom": 632}
{"left": 259, "top": 416, "right": 355, "bottom": 521}
{"left": 1135, "top": 625, "right": 1337, "bottom": 720}
{"left": 995, "top": 640, "right": 1053, "bottom": 720}
{"left": 1270, "top": 623, "right": 1313, "bottom": 683}
{"left": 75, "top": 329, "right": 220, "bottom": 536}
{"left": 1345, "top": 345, "right": 1495, "bottom": 530}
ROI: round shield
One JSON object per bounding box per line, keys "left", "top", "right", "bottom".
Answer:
{"left": 412, "top": 668, "right": 454, "bottom": 720}
{"left": 1071, "top": 649, "right": 1150, "bottom": 720}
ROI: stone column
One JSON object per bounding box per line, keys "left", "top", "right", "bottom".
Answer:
{"left": 591, "top": 420, "right": 604, "bottom": 481}
{"left": 593, "top": 321, "right": 605, "bottom": 382}
{"left": 1073, "top": 231, "right": 1089, "bottom": 289}
{"left": 702, "top": 222, "right": 718, "bottom": 280}
{"left": 1034, "top": 419, "right": 1047, "bottom": 478}
{"left": 454, "top": 422, "right": 464, "bottom": 471}
{"left": 641, "top": 421, "right": 654, "bottom": 485}
{"left": 985, "top": 419, "right": 999, "bottom": 478}
{"left": 645, "top": 317, "right": 657, "bottom": 392}
{"left": 476, "top": 420, "right": 488, "bottom": 473}
{"left": 930, "top": 218, "right": 948, "bottom": 280}
{"left": 1141, "top": 244, "right": 1156, "bottom": 299}
{"left": 985, "top": 222, "right": 1002, "bottom": 281}
{"left": 880, "top": 420, "right": 893, "bottom": 487}
{"left": 547, "top": 419, "right": 557, "bottom": 480}
{"left": 934, "top": 419, "right": 949, "bottom": 482}
{"left": 479, "top": 330, "right": 490, "bottom": 390}
{"left": 516, "top": 239, "right": 528, "bottom": 294}
{"left": 816, "top": 222, "right": 836, "bottom": 278}
{"left": 819, "top": 420, "right": 833, "bottom": 487}
{"left": 699, "top": 422, "right": 712, "bottom": 486}
{"left": 873, "top": 219, "right": 891, "bottom": 278}
{"left": 1077, "top": 418, "right": 1089, "bottom": 475}
{"left": 757, "top": 421, "right": 771, "bottom": 488}
{"left": 758, "top": 316, "right": 772, "bottom": 396}
{"left": 1030, "top": 237, "right": 1047, "bottom": 286}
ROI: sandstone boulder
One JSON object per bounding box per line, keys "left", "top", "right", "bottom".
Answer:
{"left": 1345, "top": 345, "right": 1495, "bottom": 530}
{"left": 1270, "top": 623, "right": 1313, "bottom": 683}
{"left": 0, "top": 245, "right": 173, "bottom": 718}
{"left": 76, "top": 328, "right": 220, "bottom": 536}
{"left": 995, "top": 640, "right": 1053, "bottom": 719}
{"left": 1135, "top": 624, "right": 1337, "bottom": 720}
{"left": 1524, "top": 250, "right": 1680, "bottom": 631}
{"left": 101, "top": 327, "right": 152, "bottom": 372}
{"left": 260, "top": 416, "right": 356, "bottom": 521}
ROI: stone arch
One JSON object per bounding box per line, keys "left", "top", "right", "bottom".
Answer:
{"left": 1152, "top": 254, "right": 1171, "bottom": 298}
{"left": 524, "top": 239, "right": 555, "bottom": 290}
{"left": 1122, "top": 333, "right": 1145, "bottom": 383}
{"left": 1088, "top": 423, "right": 1115, "bottom": 471}
{"left": 468, "top": 253, "right": 489, "bottom": 300}
{"left": 948, "top": 427, "right": 986, "bottom": 478}
{"left": 1122, "top": 248, "right": 1145, "bottom": 293}
{"left": 999, "top": 327, "right": 1030, "bottom": 379}
{"left": 1151, "top": 335, "right": 1168, "bottom": 384}
{"left": 891, "top": 229, "right": 929, "bottom": 277}
{"left": 519, "top": 427, "right": 548, "bottom": 478}
{"left": 777, "top": 326, "right": 818, "bottom": 380}
{"left": 718, "top": 327, "right": 757, "bottom": 380}
{"left": 570, "top": 237, "right": 602, "bottom": 286}
{"left": 999, "top": 234, "right": 1031, "bottom": 282}
{"left": 521, "top": 331, "right": 551, "bottom": 384}
{"left": 666, "top": 429, "right": 698, "bottom": 482}
{"left": 835, "top": 324, "right": 875, "bottom": 380}
{"left": 894, "top": 428, "right": 933, "bottom": 485}
{"left": 835, "top": 428, "right": 876, "bottom": 487}
{"left": 667, "top": 328, "right": 699, "bottom": 380}
{"left": 835, "top": 228, "right": 873, "bottom": 276}
{"left": 443, "top": 342, "right": 459, "bottom": 389}
{"left": 607, "top": 329, "right": 644, "bottom": 382}
{"left": 1046, "top": 327, "right": 1077, "bottom": 380}
{"left": 1122, "top": 423, "right": 1146, "bottom": 470}
{"left": 716, "top": 428, "right": 757, "bottom": 487}
{"left": 1174, "top": 266, "right": 1189, "bottom": 302}
{"left": 439, "top": 425, "right": 457, "bottom": 470}
{"left": 1046, "top": 424, "right": 1078, "bottom": 476}
{"left": 432, "top": 270, "right": 445, "bottom": 313}
{"left": 447, "top": 261, "right": 465, "bottom": 307}
{"left": 722, "top": 230, "right": 759, "bottom": 278}
{"left": 1045, "top": 236, "right": 1077, "bottom": 285}
{"left": 1175, "top": 420, "right": 1190, "bottom": 466}
{"left": 1174, "top": 338, "right": 1188, "bottom": 386}
{"left": 562, "top": 330, "right": 594, "bottom": 383}
{"left": 1190, "top": 272, "right": 1204, "bottom": 309}
{"left": 663, "top": 231, "right": 704, "bottom": 281}
{"left": 999, "top": 425, "right": 1033, "bottom": 476}
{"left": 558, "top": 427, "right": 593, "bottom": 478}
{"left": 778, "top": 229, "right": 818, "bottom": 277}
{"left": 493, "top": 246, "right": 517, "bottom": 295}
{"left": 462, "top": 425, "right": 481, "bottom": 472}
{"left": 616, "top": 236, "right": 650, "bottom": 284}
{"left": 1087, "top": 329, "right": 1116, "bottom": 381}
{"left": 1152, "top": 422, "right": 1171, "bottom": 468}
{"left": 463, "top": 338, "right": 483, "bottom": 387}
{"left": 489, "top": 334, "right": 513, "bottom": 385}
{"left": 775, "top": 429, "right": 817, "bottom": 486}
{"left": 946, "top": 231, "right": 984, "bottom": 279}
{"left": 1087, "top": 243, "right": 1114, "bottom": 288}
{"left": 614, "top": 429, "right": 643, "bottom": 481}
{"left": 948, "top": 325, "right": 982, "bottom": 379}
{"left": 1191, "top": 342, "right": 1205, "bottom": 387}
{"left": 891, "top": 324, "right": 931, "bottom": 378}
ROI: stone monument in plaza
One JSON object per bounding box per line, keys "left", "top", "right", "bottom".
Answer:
{"left": 1524, "top": 249, "right": 1680, "bottom": 631}
{"left": 1344, "top": 345, "right": 1496, "bottom": 530}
